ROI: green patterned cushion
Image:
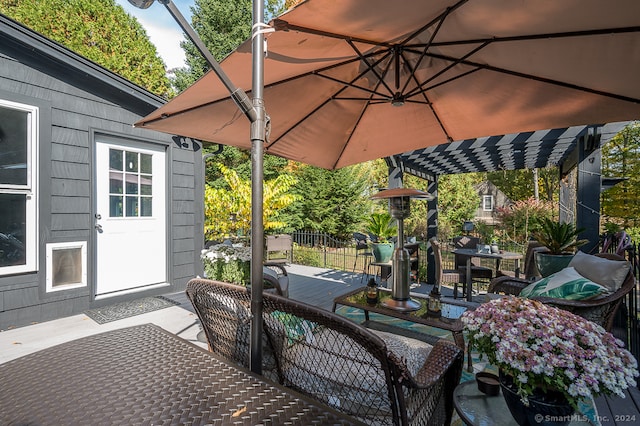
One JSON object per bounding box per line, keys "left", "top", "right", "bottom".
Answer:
{"left": 520, "top": 267, "right": 608, "bottom": 300}
{"left": 271, "top": 311, "right": 317, "bottom": 345}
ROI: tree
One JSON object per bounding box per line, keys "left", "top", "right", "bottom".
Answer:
{"left": 0, "top": 0, "right": 172, "bottom": 98}
{"left": 204, "top": 164, "right": 298, "bottom": 241}
{"left": 280, "top": 164, "right": 373, "bottom": 240}
{"left": 487, "top": 167, "right": 559, "bottom": 202}
{"left": 436, "top": 174, "right": 481, "bottom": 240}
{"left": 495, "top": 197, "right": 555, "bottom": 245}
{"left": 173, "top": 0, "right": 284, "bottom": 92}
{"left": 602, "top": 122, "right": 640, "bottom": 228}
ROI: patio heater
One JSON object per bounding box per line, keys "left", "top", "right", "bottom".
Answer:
{"left": 371, "top": 188, "right": 433, "bottom": 312}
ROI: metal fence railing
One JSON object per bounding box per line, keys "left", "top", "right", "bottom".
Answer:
{"left": 283, "top": 230, "right": 640, "bottom": 367}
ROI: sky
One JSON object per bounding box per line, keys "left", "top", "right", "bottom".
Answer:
{"left": 115, "top": 0, "right": 196, "bottom": 70}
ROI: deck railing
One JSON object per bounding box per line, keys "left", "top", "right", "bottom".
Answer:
{"left": 283, "top": 230, "right": 640, "bottom": 368}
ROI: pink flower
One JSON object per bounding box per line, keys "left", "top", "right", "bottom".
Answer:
{"left": 462, "top": 296, "right": 639, "bottom": 409}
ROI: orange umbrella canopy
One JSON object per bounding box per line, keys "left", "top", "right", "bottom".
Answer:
{"left": 135, "top": 0, "right": 640, "bottom": 169}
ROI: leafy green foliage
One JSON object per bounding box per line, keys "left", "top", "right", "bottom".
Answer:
{"left": 0, "top": 0, "right": 172, "bottom": 98}
{"left": 204, "top": 164, "right": 299, "bottom": 241}
{"left": 173, "top": 0, "right": 284, "bottom": 92}
{"left": 488, "top": 167, "right": 559, "bottom": 202}
{"left": 530, "top": 218, "right": 588, "bottom": 254}
{"left": 436, "top": 174, "right": 481, "bottom": 240}
{"left": 495, "top": 197, "right": 555, "bottom": 245}
{"left": 602, "top": 122, "right": 640, "bottom": 228}
{"left": 366, "top": 212, "right": 397, "bottom": 243}
{"left": 280, "top": 164, "right": 373, "bottom": 239}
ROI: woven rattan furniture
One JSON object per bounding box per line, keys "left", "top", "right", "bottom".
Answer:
{"left": 487, "top": 253, "right": 635, "bottom": 332}
{"left": 263, "top": 261, "right": 289, "bottom": 297}
{"left": 0, "top": 324, "right": 362, "bottom": 425}
{"left": 187, "top": 279, "right": 464, "bottom": 426}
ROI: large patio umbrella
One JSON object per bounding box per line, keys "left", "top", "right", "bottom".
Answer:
{"left": 132, "top": 0, "right": 640, "bottom": 373}
{"left": 135, "top": 0, "right": 640, "bottom": 170}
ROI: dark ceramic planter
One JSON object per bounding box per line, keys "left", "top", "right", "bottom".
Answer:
{"left": 534, "top": 252, "right": 574, "bottom": 277}
{"left": 499, "top": 371, "right": 574, "bottom": 426}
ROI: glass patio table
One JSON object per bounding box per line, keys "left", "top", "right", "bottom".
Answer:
{"left": 333, "top": 287, "right": 479, "bottom": 371}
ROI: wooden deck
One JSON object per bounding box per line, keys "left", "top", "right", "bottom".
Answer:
{"left": 172, "top": 264, "right": 640, "bottom": 426}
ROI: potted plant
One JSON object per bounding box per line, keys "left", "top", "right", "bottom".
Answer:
{"left": 201, "top": 244, "right": 252, "bottom": 285}
{"left": 530, "top": 218, "right": 589, "bottom": 276}
{"left": 462, "top": 296, "right": 638, "bottom": 426}
{"left": 366, "top": 212, "right": 397, "bottom": 263}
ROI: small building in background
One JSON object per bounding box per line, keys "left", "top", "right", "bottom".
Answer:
{"left": 473, "top": 180, "right": 512, "bottom": 225}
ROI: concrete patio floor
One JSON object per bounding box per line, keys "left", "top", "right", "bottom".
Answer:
{"left": 0, "top": 264, "right": 372, "bottom": 364}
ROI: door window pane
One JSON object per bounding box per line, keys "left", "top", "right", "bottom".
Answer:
{"left": 109, "top": 171, "right": 123, "bottom": 194}
{"left": 126, "top": 196, "right": 139, "bottom": 217}
{"left": 109, "top": 149, "right": 123, "bottom": 171}
{"left": 110, "top": 195, "right": 123, "bottom": 217}
{"left": 140, "top": 153, "right": 152, "bottom": 174}
{"left": 125, "top": 173, "right": 138, "bottom": 194}
{"left": 125, "top": 151, "right": 138, "bottom": 172}
{"left": 109, "top": 149, "right": 154, "bottom": 218}
{"left": 141, "top": 197, "right": 152, "bottom": 217}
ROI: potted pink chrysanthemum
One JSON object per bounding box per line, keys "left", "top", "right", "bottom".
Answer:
{"left": 462, "top": 296, "right": 638, "bottom": 425}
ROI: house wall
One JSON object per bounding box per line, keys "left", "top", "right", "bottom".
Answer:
{"left": 474, "top": 181, "right": 511, "bottom": 225}
{"left": 0, "top": 53, "right": 203, "bottom": 329}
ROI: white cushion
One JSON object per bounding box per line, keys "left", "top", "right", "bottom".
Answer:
{"left": 368, "top": 329, "right": 433, "bottom": 377}
{"left": 568, "top": 251, "right": 630, "bottom": 292}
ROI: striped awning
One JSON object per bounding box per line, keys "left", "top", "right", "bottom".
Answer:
{"left": 396, "top": 122, "right": 629, "bottom": 180}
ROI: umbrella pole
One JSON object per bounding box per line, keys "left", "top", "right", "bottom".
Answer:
{"left": 249, "top": 0, "right": 267, "bottom": 375}
{"left": 131, "top": 0, "right": 266, "bottom": 374}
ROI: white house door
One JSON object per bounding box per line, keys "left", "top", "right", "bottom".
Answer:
{"left": 94, "top": 137, "right": 167, "bottom": 298}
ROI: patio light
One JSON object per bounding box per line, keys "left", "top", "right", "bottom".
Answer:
{"left": 371, "top": 188, "right": 433, "bottom": 312}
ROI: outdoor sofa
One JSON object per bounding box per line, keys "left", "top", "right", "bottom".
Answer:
{"left": 186, "top": 278, "right": 464, "bottom": 426}
{"left": 487, "top": 252, "right": 634, "bottom": 332}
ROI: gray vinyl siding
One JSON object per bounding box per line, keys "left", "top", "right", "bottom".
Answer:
{"left": 0, "top": 45, "right": 202, "bottom": 329}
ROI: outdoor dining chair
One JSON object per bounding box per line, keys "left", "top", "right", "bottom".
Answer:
{"left": 352, "top": 232, "right": 374, "bottom": 282}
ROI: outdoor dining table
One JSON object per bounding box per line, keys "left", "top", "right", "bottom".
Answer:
{"left": 452, "top": 248, "right": 523, "bottom": 302}
{"left": 0, "top": 323, "right": 363, "bottom": 425}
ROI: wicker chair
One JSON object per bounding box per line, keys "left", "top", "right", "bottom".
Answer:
{"left": 495, "top": 240, "right": 549, "bottom": 280}
{"left": 487, "top": 253, "right": 635, "bottom": 332}
{"left": 263, "top": 262, "right": 289, "bottom": 297}
{"left": 187, "top": 278, "right": 464, "bottom": 426}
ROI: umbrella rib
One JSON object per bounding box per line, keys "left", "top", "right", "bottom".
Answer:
{"left": 421, "top": 26, "right": 640, "bottom": 48}
{"left": 399, "top": 0, "right": 469, "bottom": 46}
{"left": 428, "top": 52, "right": 640, "bottom": 105}
{"left": 399, "top": 4, "right": 451, "bottom": 95}
{"left": 346, "top": 39, "right": 395, "bottom": 96}
{"left": 404, "top": 41, "right": 490, "bottom": 99}
{"left": 272, "top": 19, "right": 389, "bottom": 49}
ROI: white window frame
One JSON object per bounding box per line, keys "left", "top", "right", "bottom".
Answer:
{"left": 0, "top": 99, "right": 38, "bottom": 275}
{"left": 482, "top": 195, "right": 494, "bottom": 211}
{"left": 45, "top": 241, "right": 87, "bottom": 292}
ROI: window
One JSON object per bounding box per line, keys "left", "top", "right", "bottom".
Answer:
{"left": 108, "top": 149, "right": 153, "bottom": 218}
{"left": 0, "top": 100, "right": 38, "bottom": 275}
{"left": 483, "top": 195, "right": 494, "bottom": 211}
